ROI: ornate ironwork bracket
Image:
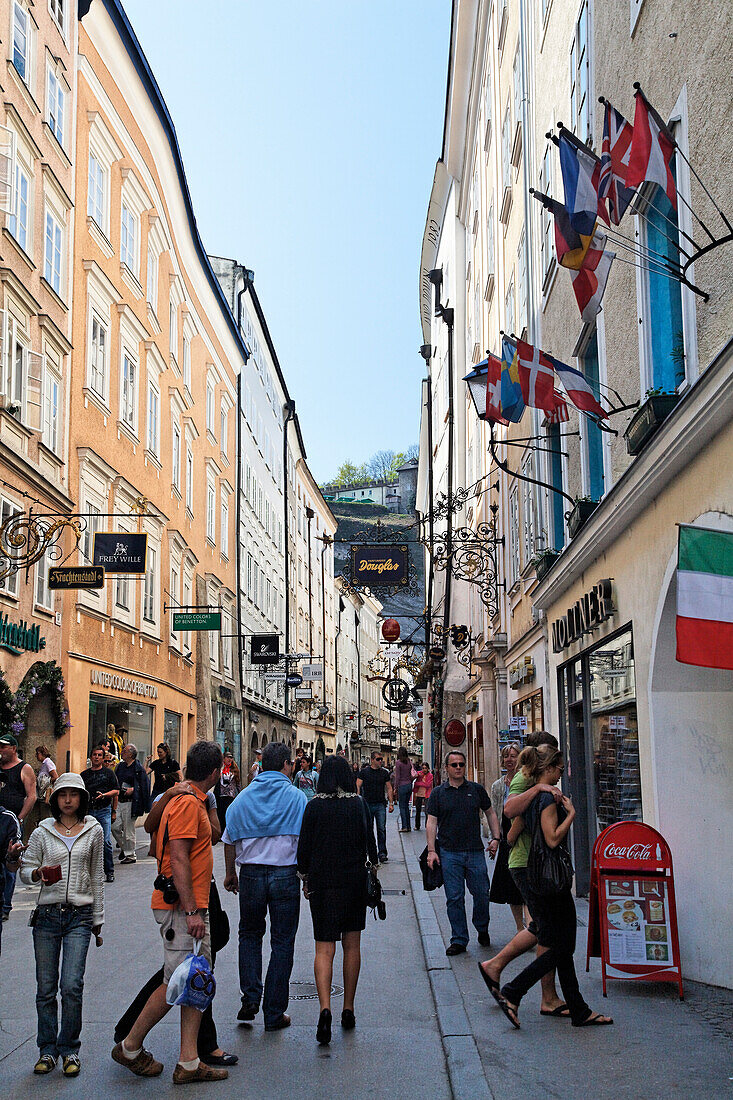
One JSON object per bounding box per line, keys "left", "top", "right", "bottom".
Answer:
{"left": 0, "top": 512, "right": 83, "bottom": 583}
{"left": 425, "top": 512, "right": 505, "bottom": 618}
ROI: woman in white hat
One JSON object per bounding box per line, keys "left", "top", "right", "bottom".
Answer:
{"left": 20, "top": 773, "right": 104, "bottom": 1077}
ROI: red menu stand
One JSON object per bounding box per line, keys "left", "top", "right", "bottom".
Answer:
{"left": 587, "top": 822, "right": 683, "bottom": 999}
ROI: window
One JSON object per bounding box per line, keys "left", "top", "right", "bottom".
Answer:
{"left": 87, "top": 152, "right": 106, "bottom": 229}
{"left": 47, "top": 69, "right": 65, "bottom": 147}
{"left": 642, "top": 162, "right": 686, "bottom": 393}
{"left": 206, "top": 378, "right": 215, "bottom": 435}
{"left": 186, "top": 447, "right": 193, "bottom": 512}
{"left": 80, "top": 501, "right": 100, "bottom": 568}
{"left": 512, "top": 45, "right": 522, "bottom": 138}
{"left": 570, "top": 0, "right": 590, "bottom": 146}
{"left": 13, "top": 3, "right": 29, "bottom": 82}
{"left": 43, "top": 363, "right": 61, "bottom": 454}
{"left": 44, "top": 208, "right": 63, "bottom": 295}
{"left": 146, "top": 243, "right": 158, "bottom": 308}
{"left": 547, "top": 424, "right": 565, "bottom": 551}
{"left": 182, "top": 335, "right": 190, "bottom": 390}
{"left": 222, "top": 612, "right": 232, "bottom": 675}
{"left": 246, "top": 552, "right": 253, "bottom": 600}
{"left": 486, "top": 205, "right": 495, "bottom": 276}
{"left": 181, "top": 579, "right": 191, "bottom": 651}
{"left": 483, "top": 64, "right": 492, "bottom": 147}
{"left": 0, "top": 497, "right": 20, "bottom": 596}
{"left": 172, "top": 422, "right": 181, "bottom": 489}
{"left": 207, "top": 481, "right": 215, "bottom": 542}
{"left": 169, "top": 566, "right": 179, "bottom": 639}
{"left": 89, "top": 314, "right": 107, "bottom": 399}
{"left": 579, "top": 327, "right": 604, "bottom": 500}
{"left": 502, "top": 102, "right": 512, "bottom": 191}
{"left": 9, "top": 162, "right": 30, "bottom": 252}
{"left": 221, "top": 496, "right": 229, "bottom": 558}
{"left": 147, "top": 380, "right": 159, "bottom": 455}
{"left": 505, "top": 276, "right": 515, "bottom": 336}
{"left": 49, "top": 0, "right": 65, "bottom": 32}
{"left": 517, "top": 231, "right": 528, "bottom": 335}
{"left": 35, "top": 550, "right": 52, "bottom": 611}
{"left": 540, "top": 145, "right": 555, "bottom": 282}
{"left": 120, "top": 203, "right": 138, "bottom": 274}
{"left": 120, "top": 352, "right": 136, "bottom": 429}
{"left": 522, "top": 458, "right": 538, "bottom": 562}
{"left": 115, "top": 573, "right": 129, "bottom": 612}
{"left": 143, "top": 546, "right": 156, "bottom": 623}
{"left": 169, "top": 299, "right": 178, "bottom": 360}
{"left": 4, "top": 314, "right": 27, "bottom": 412}
{"left": 508, "top": 486, "right": 520, "bottom": 585}
{"left": 220, "top": 404, "right": 228, "bottom": 455}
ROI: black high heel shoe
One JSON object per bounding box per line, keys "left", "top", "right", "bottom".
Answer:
{"left": 341, "top": 1009, "right": 356, "bottom": 1030}
{"left": 316, "top": 1008, "right": 332, "bottom": 1045}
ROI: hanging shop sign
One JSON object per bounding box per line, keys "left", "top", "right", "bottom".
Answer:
{"left": 263, "top": 671, "right": 286, "bottom": 682}
{"left": 90, "top": 668, "right": 158, "bottom": 698}
{"left": 250, "top": 634, "right": 280, "bottom": 665}
{"left": 286, "top": 672, "right": 303, "bottom": 688}
{"left": 173, "top": 611, "right": 221, "bottom": 632}
{"left": 301, "top": 663, "right": 323, "bottom": 682}
{"left": 586, "top": 821, "right": 683, "bottom": 998}
{"left": 551, "top": 579, "right": 614, "bottom": 652}
{"left": 93, "top": 532, "right": 148, "bottom": 574}
{"left": 510, "top": 656, "right": 536, "bottom": 687}
{"left": 294, "top": 687, "right": 313, "bottom": 700}
{"left": 444, "top": 719, "right": 466, "bottom": 747}
{"left": 382, "top": 677, "right": 410, "bottom": 711}
{"left": 0, "top": 614, "right": 46, "bottom": 656}
{"left": 49, "top": 566, "right": 105, "bottom": 590}
{"left": 381, "top": 618, "right": 401, "bottom": 641}
{"left": 351, "top": 544, "right": 409, "bottom": 588}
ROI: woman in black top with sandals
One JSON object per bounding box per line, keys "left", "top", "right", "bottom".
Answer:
{"left": 297, "top": 755, "right": 378, "bottom": 1046}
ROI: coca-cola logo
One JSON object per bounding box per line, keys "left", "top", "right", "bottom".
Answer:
{"left": 603, "top": 843, "right": 652, "bottom": 860}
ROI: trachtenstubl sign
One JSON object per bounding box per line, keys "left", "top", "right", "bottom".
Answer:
{"left": 350, "top": 544, "right": 409, "bottom": 588}
{"left": 93, "top": 532, "right": 148, "bottom": 575}
{"left": 551, "top": 579, "right": 614, "bottom": 652}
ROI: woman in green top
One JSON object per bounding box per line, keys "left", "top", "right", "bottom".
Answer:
{"left": 479, "top": 738, "right": 567, "bottom": 1016}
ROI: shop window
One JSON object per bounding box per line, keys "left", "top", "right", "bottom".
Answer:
{"left": 88, "top": 694, "right": 153, "bottom": 762}
{"left": 214, "top": 702, "right": 242, "bottom": 768}
{"left": 164, "top": 709, "right": 181, "bottom": 762}
{"left": 512, "top": 689, "right": 544, "bottom": 734}
{"left": 588, "top": 629, "right": 641, "bottom": 829}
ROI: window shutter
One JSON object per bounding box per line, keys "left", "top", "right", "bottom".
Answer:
{"left": 0, "top": 127, "right": 16, "bottom": 215}
{"left": 26, "top": 351, "right": 45, "bottom": 431}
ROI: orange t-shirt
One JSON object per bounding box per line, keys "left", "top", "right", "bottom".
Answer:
{"left": 151, "top": 788, "right": 212, "bottom": 911}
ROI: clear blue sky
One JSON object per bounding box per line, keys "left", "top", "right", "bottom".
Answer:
{"left": 122, "top": 0, "right": 450, "bottom": 483}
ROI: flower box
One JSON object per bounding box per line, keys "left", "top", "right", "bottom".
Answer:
{"left": 534, "top": 549, "right": 560, "bottom": 582}
{"left": 567, "top": 499, "right": 598, "bottom": 539}
{"left": 624, "top": 394, "right": 680, "bottom": 456}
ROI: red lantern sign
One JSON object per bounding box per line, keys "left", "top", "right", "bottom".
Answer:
{"left": 444, "top": 719, "right": 466, "bottom": 747}
{"left": 381, "top": 618, "right": 401, "bottom": 642}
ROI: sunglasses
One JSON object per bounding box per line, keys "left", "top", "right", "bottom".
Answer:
{"left": 447, "top": 762, "right": 465, "bottom": 768}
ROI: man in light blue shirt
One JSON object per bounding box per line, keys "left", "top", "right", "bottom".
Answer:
{"left": 222, "top": 743, "right": 307, "bottom": 1032}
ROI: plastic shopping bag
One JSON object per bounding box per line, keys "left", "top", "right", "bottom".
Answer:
{"left": 165, "top": 940, "right": 216, "bottom": 1011}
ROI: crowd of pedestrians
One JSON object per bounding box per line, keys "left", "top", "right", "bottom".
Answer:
{"left": 0, "top": 723, "right": 616, "bottom": 1083}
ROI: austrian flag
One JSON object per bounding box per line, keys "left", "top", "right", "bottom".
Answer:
{"left": 676, "top": 525, "right": 733, "bottom": 670}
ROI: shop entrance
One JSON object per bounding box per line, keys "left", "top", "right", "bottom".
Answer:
{"left": 88, "top": 694, "right": 154, "bottom": 762}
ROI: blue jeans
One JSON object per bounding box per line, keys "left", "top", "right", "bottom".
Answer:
{"left": 3, "top": 867, "right": 16, "bottom": 914}
{"left": 33, "top": 904, "right": 93, "bottom": 1057}
{"left": 441, "top": 849, "right": 491, "bottom": 947}
{"left": 398, "top": 784, "right": 412, "bottom": 830}
{"left": 237, "top": 865, "right": 300, "bottom": 1027}
{"left": 90, "top": 806, "right": 113, "bottom": 876}
{"left": 364, "top": 801, "right": 387, "bottom": 859}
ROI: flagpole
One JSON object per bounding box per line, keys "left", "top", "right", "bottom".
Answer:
{"left": 602, "top": 225, "right": 686, "bottom": 272}
{"left": 674, "top": 148, "right": 733, "bottom": 234}
{"left": 488, "top": 422, "right": 575, "bottom": 507}
{"left": 610, "top": 252, "right": 709, "bottom": 300}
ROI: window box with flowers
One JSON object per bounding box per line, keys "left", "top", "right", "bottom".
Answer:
{"left": 624, "top": 390, "right": 681, "bottom": 456}
{"left": 566, "top": 497, "right": 598, "bottom": 540}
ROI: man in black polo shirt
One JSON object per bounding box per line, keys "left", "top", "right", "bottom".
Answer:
{"left": 82, "top": 745, "right": 119, "bottom": 882}
{"left": 356, "top": 750, "right": 394, "bottom": 863}
{"left": 426, "top": 750, "right": 501, "bottom": 955}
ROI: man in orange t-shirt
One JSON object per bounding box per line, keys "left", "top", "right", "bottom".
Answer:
{"left": 112, "top": 741, "right": 227, "bottom": 1086}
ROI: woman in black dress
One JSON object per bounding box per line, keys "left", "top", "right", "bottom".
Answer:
{"left": 297, "top": 755, "right": 378, "bottom": 1046}
{"left": 489, "top": 743, "right": 525, "bottom": 932}
{"left": 145, "top": 743, "right": 181, "bottom": 800}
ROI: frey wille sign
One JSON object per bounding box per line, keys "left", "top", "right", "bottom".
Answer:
{"left": 250, "top": 633, "right": 280, "bottom": 665}
{"left": 93, "top": 532, "right": 148, "bottom": 574}
{"left": 551, "top": 579, "right": 614, "bottom": 652}
{"left": 350, "top": 544, "right": 409, "bottom": 588}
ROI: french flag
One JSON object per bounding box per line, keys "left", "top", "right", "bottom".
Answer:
{"left": 559, "top": 129, "right": 610, "bottom": 229}
{"left": 626, "top": 88, "right": 676, "bottom": 208}
{"left": 544, "top": 355, "right": 608, "bottom": 421}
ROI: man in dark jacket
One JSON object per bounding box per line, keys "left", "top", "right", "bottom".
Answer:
{"left": 112, "top": 743, "right": 150, "bottom": 865}
{"left": 0, "top": 805, "right": 22, "bottom": 953}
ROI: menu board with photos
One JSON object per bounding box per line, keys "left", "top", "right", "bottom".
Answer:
{"left": 605, "top": 878, "right": 672, "bottom": 966}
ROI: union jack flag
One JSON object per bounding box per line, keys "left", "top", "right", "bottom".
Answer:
{"left": 599, "top": 101, "right": 636, "bottom": 225}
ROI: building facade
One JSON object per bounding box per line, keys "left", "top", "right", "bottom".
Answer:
{"left": 418, "top": 0, "right": 732, "bottom": 987}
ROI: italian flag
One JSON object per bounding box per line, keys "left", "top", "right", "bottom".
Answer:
{"left": 676, "top": 525, "right": 733, "bottom": 670}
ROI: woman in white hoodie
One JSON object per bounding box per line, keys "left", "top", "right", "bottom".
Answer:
{"left": 21, "top": 772, "right": 104, "bottom": 1078}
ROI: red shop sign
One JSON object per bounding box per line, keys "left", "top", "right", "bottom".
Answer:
{"left": 586, "top": 822, "right": 683, "bottom": 999}
{"left": 444, "top": 719, "right": 466, "bottom": 747}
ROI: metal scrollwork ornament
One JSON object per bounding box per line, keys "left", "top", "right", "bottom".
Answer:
{"left": 0, "top": 512, "right": 84, "bottom": 583}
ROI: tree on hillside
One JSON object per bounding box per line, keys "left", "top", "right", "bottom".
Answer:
{"left": 405, "top": 443, "right": 419, "bottom": 462}
{"left": 368, "top": 450, "right": 404, "bottom": 483}
{"left": 331, "top": 461, "right": 370, "bottom": 488}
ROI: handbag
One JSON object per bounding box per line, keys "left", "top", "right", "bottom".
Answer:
{"left": 418, "top": 844, "right": 443, "bottom": 891}
{"left": 359, "top": 799, "right": 384, "bottom": 914}
{"left": 526, "top": 796, "right": 574, "bottom": 897}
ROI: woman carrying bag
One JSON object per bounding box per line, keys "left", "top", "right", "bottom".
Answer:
{"left": 297, "top": 755, "right": 378, "bottom": 1046}
{"left": 21, "top": 773, "right": 104, "bottom": 1077}
{"left": 489, "top": 743, "right": 525, "bottom": 933}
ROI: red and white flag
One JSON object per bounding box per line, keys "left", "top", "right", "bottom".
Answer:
{"left": 486, "top": 353, "right": 508, "bottom": 424}
{"left": 626, "top": 88, "right": 676, "bottom": 207}
{"left": 569, "top": 231, "right": 615, "bottom": 324}
{"left": 515, "top": 339, "right": 557, "bottom": 412}
{"left": 545, "top": 392, "right": 570, "bottom": 423}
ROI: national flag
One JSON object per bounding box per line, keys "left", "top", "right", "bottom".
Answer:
{"left": 486, "top": 353, "right": 508, "bottom": 423}
{"left": 548, "top": 196, "right": 595, "bottom": 270}
{"left": 545, "top": 393, "right": 570, "bottom": 423}
{"left": 599, "top": 100, "right": 636, "bottom": 225}
{"left": 558, "top": 129, "right": 609, "bottom": 228}
{"left": 544, "top": 354, "right": 608, "bottom": 420}
{"left": 515, "top": 339, "right": 557, "bottom": 412}
{"left": 626, "top": 88, "right": 676, "bottom": 208}
{"left": 569, "top": 231, "right": 615, "bottom": 324}
{"left": 676, "top": 525, "right": 733, "bottom": 670}
{"left": 500, "top": 337, "right": 526, "bottom": 423}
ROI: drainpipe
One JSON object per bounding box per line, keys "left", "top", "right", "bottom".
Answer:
{"left": 334, "top": 594, "right": 344, "bottom": 746}
{"left": 235, "top": 278, "right": 252, "bottom": 763}
{"left": 282, "top": 401, "right": 296, "bottom": 721}
{"left": 305, "top": 506, "right": 314, "bottom": 656}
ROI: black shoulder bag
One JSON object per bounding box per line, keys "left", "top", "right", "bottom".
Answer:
{"left": 358, "top": 798, "right": 385, "bottom": 919}
{"left": 526, "top": 797, "right": 574, "bottom": 897}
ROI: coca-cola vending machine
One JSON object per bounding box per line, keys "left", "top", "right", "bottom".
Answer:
{"left": 587, "top": 821, "right": 683, "bottom": 998}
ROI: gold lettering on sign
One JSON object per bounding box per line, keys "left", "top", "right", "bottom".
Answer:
{"left": 357, "top": 559, "right": 400, "bottom": 574}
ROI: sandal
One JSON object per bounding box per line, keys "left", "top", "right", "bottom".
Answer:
{"left": 477, "top": 962, "right": 500, "bottom": 995}
{"left": 495, "top": 996, "right": 521, "bottom": 1029}
{"left": 540, "top": 1003, "right": 571, "bottom": 1017}
{"left": 573, "top": 1013, "right": 614, "bottom": 1027}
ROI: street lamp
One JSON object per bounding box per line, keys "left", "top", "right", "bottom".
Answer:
{"left": 464, "top": 359, "right": 491, "bottom": 421}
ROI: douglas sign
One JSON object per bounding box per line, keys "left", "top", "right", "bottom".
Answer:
{"left": 350, "top": 544, "right": 409, "bottom": 588}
